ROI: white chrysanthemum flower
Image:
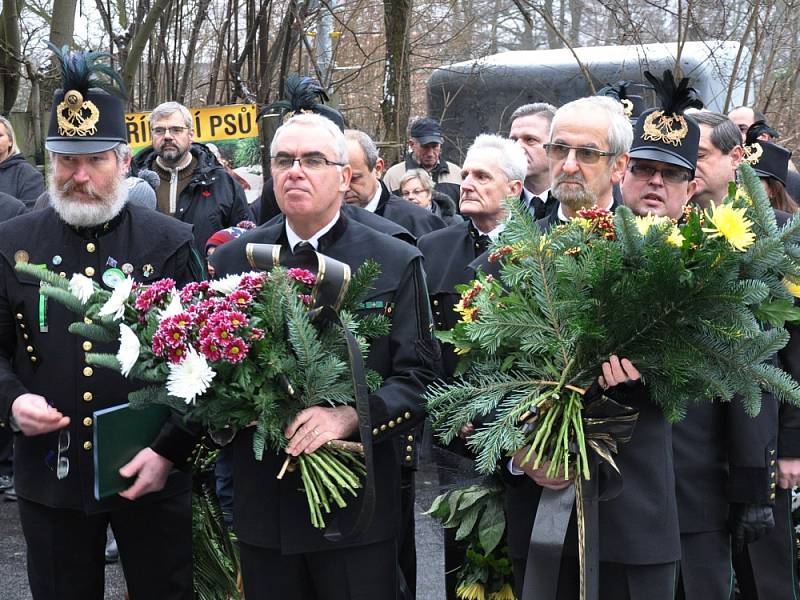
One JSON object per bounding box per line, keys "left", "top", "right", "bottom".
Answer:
{"left": 209, "top": 273, "right": 244, "bottom": 295}
{"left": 97, "top": 276, "right": 134, "bottom": 321}
{"left": 158, "top": 293, "right": 183, "bottom": 320}
{"left": 116, "top": 323, "right": 140, "bottom": 377}
{"left": 69, "top": 274, "right": 96, "bottom": 305}
{"left": 166, "top": 348, "right": 216, "bottom": 404}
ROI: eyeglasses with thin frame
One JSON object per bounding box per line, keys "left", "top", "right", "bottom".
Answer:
{"left": 151, "top": 126, "right": 190, "bottom": 137}
{"left": 628, "top": 162, "right": 692, "bottom": 184}
{"left": 271, "top": 153, "right": 345, "bottom": 172}
{"left": 543, "top": 143, "right": 614, "bottom": 164}
{"left": 401, "top": 188, "right": 429, "bottom": 197}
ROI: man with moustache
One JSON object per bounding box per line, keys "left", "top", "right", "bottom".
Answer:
{"left": 483, "top": 95, "right": 682, "bottom": 599}
{"left": 344, "top": 129, "right": 446, "bottom": 238}
{"left": 508, "top": 102, "right": 557, "bottom": 220}
{"left": 0, "top": 48, "right": 201, "bottom": 600}
{"left": 131, "top": 101, "right": 250, "bottom": 259}
{"left": 621, "top": 85, "right": 776, "bottom": 600}
{"left": 209, "top": 113, "right": 440, "bottom": 600}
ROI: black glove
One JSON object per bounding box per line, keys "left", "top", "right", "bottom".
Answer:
{"left": 728, "top": 503, "right": 775, "bottom": 554}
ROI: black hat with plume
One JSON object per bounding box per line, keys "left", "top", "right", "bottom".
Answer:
{"left": 46, "top": 44, "right": 128, "bottom": 155}
{"left": 743, "top": 121, "right": 792, "bottom": 186}
{"left": 596, "top": 80, "right": 645, "bottom": 122}
{"left": 265, "top": 75, "right": 345, "bottom": 131}
{"left": 630, "top": 70, "right": 704, "bottom": 174}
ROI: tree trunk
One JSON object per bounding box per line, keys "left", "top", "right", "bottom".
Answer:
{"left": 177, "top": 0, "right": 213, "bottom": 104}
{"left": 380, "top": 0, "right": 412, "bottom": 167}
{"left": 0, "top": 0, "right": 22, "bottom": 113}
{"left": 122, "top": 0, "right": 176, "bottom": 102}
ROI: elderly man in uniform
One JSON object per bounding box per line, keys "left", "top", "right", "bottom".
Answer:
{"left": 472, "top": 95, "right": 681, "bottom": 599}
{"left": 0, "top": 49, "right": 200, "bottom": 600}
{"left": 209, "top": 112, "right": 440, "bottom": 600}
{"left": 344, "top": 129, "right": 446, "bottom": 238}
{"left": 621, "top": 85, "right": 777, "bottom": 600}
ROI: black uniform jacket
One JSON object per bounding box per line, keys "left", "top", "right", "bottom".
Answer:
{"left": 374, "top": 182, "right": 446, "bottom": 239}
{"left": 471, "top": 200, "right": 680, "bottom": 565}
{"left": 0, "top": 204, "right": 202, "bottom": 514}
{"left": 418, "top": 219, "right": 489, "bottom": 377}
{"left": 209, "top": 211, "right": 441, "bottom": 553}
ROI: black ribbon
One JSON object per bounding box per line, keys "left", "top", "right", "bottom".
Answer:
{"left": 521, "top": 382, "right": 638, "bottom": 600}
{"left": 246, "top": 243, "right": 376, "bottom": 543}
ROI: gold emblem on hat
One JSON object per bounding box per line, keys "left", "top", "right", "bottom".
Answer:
{"left": 56, "top": 90, "right": 100, "bottom": 137}
{"left": 742, "top": 143, "right": 764, "bottom": 166}
{"left": 642, "top": 110, "right": 689, "bottom": 147}
{"left": 620, "top": 98, "right": 634, "bottom": 119}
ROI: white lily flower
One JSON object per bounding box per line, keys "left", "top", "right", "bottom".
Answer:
{"left": 158, "top": 293, "right": 183, "bottom": 320}
{"left": 116, "top": 323, "right": 140, "bottom": 377}
{"left": 97, "top": 276, "right": 134, "bottom": 321}
{"left": 69, "top": 274, "right": 96, "bottom": 305}
{"left": 166, "top": 348, "right": 216, "bottom": 404}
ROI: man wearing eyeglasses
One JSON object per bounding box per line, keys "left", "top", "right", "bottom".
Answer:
{"left": 621, "top": 91, "right": 778, "bottom": 600}
{"left": 0, "top": 48, "right": 201, "bottom": 600}
{"left": 131, "top": 101, "right": 251, "bottom": 261}
{"left": 535, "top": 96, "right": 630, "bottom": 229}
{"left": 209, "top": 112, "right": 440, "bottom": 600}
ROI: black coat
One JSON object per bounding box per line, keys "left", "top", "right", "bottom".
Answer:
{"left": 132, "top": 143, "right": 251, "bottom": 257}
{"left": 374, "top": 182, "right": 446, "bottom": 238}
{"left": 0, "top": 191, "right": 25, "bottom": 222}
{"left": 473, "top": 203, "right": 680, "bottom": 566}
{"left": 209, "top": 212, "right": 441, "bottom": 553}
{"left": 0, "top": 153, "right": 44, "bottom": 206}
{"left": 418, "top": 219, "right": 489, "bottom": 377}
{"left": 0, "top": 204, "right": 203, "bottom": 514}
{"left": 429, "top": 190, "right": 463, "bottom": 227}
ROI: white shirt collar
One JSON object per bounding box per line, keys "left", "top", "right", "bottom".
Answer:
{"left": 285, "top": 211, "right": 341, "bottom": 251}
{"left": 524, "top": 186, "right": 551, "bottom": 203}
{"left": 363, "top": 185, "right": 382, "bottom": 213}
{"left": 472, "top": 221, "right": 505, "bottom": 242}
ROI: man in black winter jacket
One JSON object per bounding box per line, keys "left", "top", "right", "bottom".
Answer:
{"left": 131, "top": 102, "right": 251, "bottom": 259}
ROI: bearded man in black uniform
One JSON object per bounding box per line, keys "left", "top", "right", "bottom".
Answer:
{"left": 0, "top": 48, "right": 201, "bottom": 600}
{"left": 209, "top": 112, "right": 440, "bottom": 600}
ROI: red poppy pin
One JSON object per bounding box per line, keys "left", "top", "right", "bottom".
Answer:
{"left": 201, "top": 190, "right": 211, "bottom": 198}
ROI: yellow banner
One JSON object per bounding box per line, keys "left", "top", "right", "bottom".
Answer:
{"left": 125, "top": 104, "right": 258, "bottom": 151}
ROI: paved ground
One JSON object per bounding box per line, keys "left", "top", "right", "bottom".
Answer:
{"left": 0, "top": 459, "right": 447, "bottom": 600}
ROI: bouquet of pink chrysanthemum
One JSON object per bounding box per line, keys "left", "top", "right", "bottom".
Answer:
{"left": 16, "top": 260, "right": 388, "bottom": 529}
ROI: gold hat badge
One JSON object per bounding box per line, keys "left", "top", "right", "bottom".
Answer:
{"left": 57, "top": 90, "right": 100, "bottom": 137}
{"left": 620, "top": 98, "right": 634, "bottom": 119}
{"left": 742, "top": 143, "right": 764, "bottom": 166}
{"left": 642, "top": 110, "right": 689, "bottom": 147}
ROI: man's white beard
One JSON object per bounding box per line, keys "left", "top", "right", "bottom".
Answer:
{"left": 49, "top": 172, "right": 129, "bottom": 227}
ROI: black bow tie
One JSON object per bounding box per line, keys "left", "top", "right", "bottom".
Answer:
{"left": 529, "top": 194, "right": 548, "bottom": 220}
{"left": 293, "top": 241, "right": 314, "bottom": 255}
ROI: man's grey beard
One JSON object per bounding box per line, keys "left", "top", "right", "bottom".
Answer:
{"left": 49, "top": 172, "right": 128, "bottom": 227}
{"left": 553, "top": 173, "right": 598, "bottom": 212}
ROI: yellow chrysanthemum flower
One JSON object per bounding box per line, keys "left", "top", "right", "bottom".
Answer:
{"left": 489, "top": 583, "right": 517, "bottom": 600}
{"left": 635, "top": 214, "right": 670, "bottom": 236}
{"left": 667, "top": 226, "right": 685, "bottom": 247}
{"left": 784, "top": 278, "right": 800, "bottom": 299}
{"left": 703, "top": 203, "right": 755, "bottom": 251}
{"left": 734, "top": 187, "right": 753, "bottom": 206}
{"left": 457, "top": 582, "right": 486, "bottom": 600}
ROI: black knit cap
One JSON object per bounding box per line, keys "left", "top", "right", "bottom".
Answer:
{"left": 630, "top": 70, "right": 704, "bottom": 175}
{"left": 596, "top": 80, "right": 645, "bottom": 122}
{"left": 265, "top": 75, "right": 345, "bottom": 131}
{"left": 743, "top": 122, "right": 792, "bottom": 186}
{"left": 45, "top": 44, "right": 128, "bottom": 155}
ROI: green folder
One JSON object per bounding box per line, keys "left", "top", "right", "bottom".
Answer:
{"left": 92, "top": 403, "right": 171, "bottom": 500}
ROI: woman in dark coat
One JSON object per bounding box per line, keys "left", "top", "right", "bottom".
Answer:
{"left": 0, "top": 116, "right": 44, "bottom": 206}
{"left": 399, "top": 168, "right": 462, "bottom": 226}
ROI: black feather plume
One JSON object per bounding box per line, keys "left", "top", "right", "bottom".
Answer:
{"left": 596, "top": 80, "right": 635, "bottom": 102}
{"left": 746, "top": 120, "right": 780, "bottom": 144}
{"left": 47, "top": 42, "right": 127, "bottom": 99}
{"left": 268, "top": 75, "right": 329, "bottom": 113}
{"left": 643, "top": 70, "right": 703, "bottom": 114}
